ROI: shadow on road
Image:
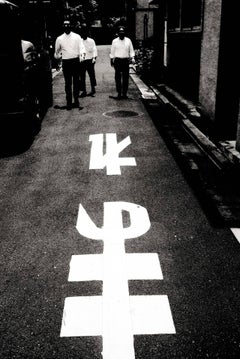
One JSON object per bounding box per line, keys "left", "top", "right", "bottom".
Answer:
{"left": 142, "top": 98, "right": 240, "bottom": 228}
{"left": 0, "top": 118, "right": 41, "bottom": 158}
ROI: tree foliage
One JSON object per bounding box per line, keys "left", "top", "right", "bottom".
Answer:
{"left": 66, "top": 0, "right": 99, "bottom": 26}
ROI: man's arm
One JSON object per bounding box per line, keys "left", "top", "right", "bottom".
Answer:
{"left": 54, "top": 37, "right": 62, "bottom": 71}
{"left": 54, "top": 37, "right": 62, "bottom": 60}
{"left": 110, "top": 40, "right": 115, "bottom": 67}
{"left": 79, "top": 36, "right": 86, "bottom": 62}
{"left": 92, "top": 40, "right": 97, "bottom": 63}
{"left": 129, "top": 39, "right": 135, "bottom": 64}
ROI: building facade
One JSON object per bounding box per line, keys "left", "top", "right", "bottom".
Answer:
{"left": 126, "top": 0, "right": 159, "bottom": 44}
{"left": 131, "top": 0, "right": 240, "bottom": 149}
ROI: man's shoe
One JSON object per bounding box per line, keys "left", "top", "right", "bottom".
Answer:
{"left": 54, "top": 105, "right": 68, "bottom": 110}
{"left": 78, "top": 106, "right": 84, "bottom": 111}
{"left": 66, "top": 104, "right": 72, "bottom": 110}
{"left": 109, "top": 94, "right": 121, "bottom": 100}
{"left": 79, "top": 92, "right": 87, "bottom": 98}
{"left": 122, "top": 94, "right": 128, "bottom": 99}
{"left": 72, "top": 102, "right": 80, "bottom": 108}
{"left": 87, "top": 91, "right": 95, "bottom": 97}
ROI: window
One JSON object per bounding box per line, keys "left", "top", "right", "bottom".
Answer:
{"left": 168, "top": 0, "right": 181, "bottom": 30}
{"left": 168, "top": 0, "right": 203, "bottom": 32}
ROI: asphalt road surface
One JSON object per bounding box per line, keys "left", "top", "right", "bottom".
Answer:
{"left": 0, "top": 46, "right": 240, "bottom": 359}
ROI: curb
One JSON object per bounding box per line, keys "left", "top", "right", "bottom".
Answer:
{"left": 130, "top": 70, "right": 238, "bottom": 173}
{"left": 130, "top": 71, "right": 240, "bottom": 226}
{"left": 150, "top": 84, "right": 233, "bottom": 173}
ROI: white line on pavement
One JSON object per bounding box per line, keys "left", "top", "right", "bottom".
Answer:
{"left": 68, "top": 253, "right": 163, "bottom": 281}
{"left": 61, "top": 202, "right": 176, "bottom": 359}
{"left": 230, "top": 228, "right": 240, "bottom": 244}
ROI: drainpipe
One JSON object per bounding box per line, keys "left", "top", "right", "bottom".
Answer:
{"left": 144, "top": 13, "right": 148, "bottom": 41}
{"left": 143, "top": 14, "right": 148, "bottom": 40}
{"left": 163, "top": 16, "right": 167, "bottom": 67}
{"left": 235, "top": 100, "right": 240, "bottom": 152}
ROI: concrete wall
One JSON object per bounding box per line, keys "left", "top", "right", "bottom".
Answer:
{"left": 137, "top": 0, "right": 149, "bottom": 9}
{"left": 135, "top": 0, "right": 154, "bottom": 41}
{"left": 136, "top": 11, "right": 154, "bottom": 41}
{"left": 198, "top": 0, "right": 222, "bottom": 121}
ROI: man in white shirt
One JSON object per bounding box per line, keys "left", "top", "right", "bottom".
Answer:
{"left": 79, "top": 26, "right": 97, "bottom": 97}
{"left": 110, "top": 26, "right": 135, "bottom": 99}
{"left": 54, "top": 20, "right": 86, "bottom": 110}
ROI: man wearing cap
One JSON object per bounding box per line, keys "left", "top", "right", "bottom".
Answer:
{"left": 54, "top": 20, "right": 86, "bottom": 110}
{"left": 110, "top": 26, "right": 135, "bottom": 99}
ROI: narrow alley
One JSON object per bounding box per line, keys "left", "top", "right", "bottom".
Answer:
{"left": 0, "top": 45, "right": 240, "bottom": 359}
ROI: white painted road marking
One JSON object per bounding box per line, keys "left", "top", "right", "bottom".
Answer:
{"left": 89, "top": 134, "right": 136, "bottom": 175}
{"left": 61, "top": 296, "right": 102, "bottom": 336}
{"left": 76, "top": 202, "right": 150, "bottom": 240}
{"left": 78, "top": 202, "right": 150, "bottom": 359}
{"left": 61, "top": 202, "right": 176, "bottom": 359}
{"left": 68, "top": 253, "right": 163, "bottom": 281}
{"left": 60, "top": 295, "right": 175, "bottom": 337}
{"left": 130, "top": 295, "right": 176, "bottom": 335}
{"left": 230, "top": 228, "right": 240, "bottom": 244}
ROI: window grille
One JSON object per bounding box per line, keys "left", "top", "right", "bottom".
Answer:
{"left": 168, "top": 0, "right": 203, "bottom": 33}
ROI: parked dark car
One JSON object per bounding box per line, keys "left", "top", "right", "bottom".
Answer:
{"left": 0, "top": 0, "right": 52, "bottom": 147}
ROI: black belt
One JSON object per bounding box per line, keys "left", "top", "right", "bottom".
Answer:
{"left": 62, "top": 57, "right": 79, "bottom": 61}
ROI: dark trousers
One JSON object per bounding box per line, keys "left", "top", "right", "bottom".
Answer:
{"left": 62, "top": 58, "right": 80, "bottom": 106}
{"left": 114, "top": 58, "right": 129, "bottom": 96}
{"left": 80, "top": 59, "right": 97, "bottom": 92}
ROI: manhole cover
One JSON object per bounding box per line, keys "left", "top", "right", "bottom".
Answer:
{"left": 103, "top": 110, "right": 141, "bottom": 118}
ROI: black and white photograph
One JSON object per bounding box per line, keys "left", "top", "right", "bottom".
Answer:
{"left": 0, "top": 0, "right": 240, "bottom": 358}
